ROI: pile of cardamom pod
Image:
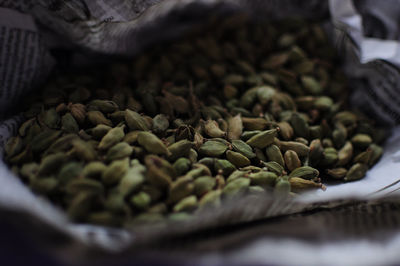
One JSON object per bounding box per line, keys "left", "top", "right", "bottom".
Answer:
{"left": 4, "top": 16, "right": 385, "bottom": 227}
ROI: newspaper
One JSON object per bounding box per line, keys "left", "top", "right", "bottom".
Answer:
{"left": 1, "top": 0, "right": 400, "bottom": 264}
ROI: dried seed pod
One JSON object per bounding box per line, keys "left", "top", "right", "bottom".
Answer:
{"left": 5, "top": 136, "right": 23, "bottom": 158}
{"left": 168, "top": 140, "right": 192, "bottom": 161}
{"left": 145, "top": 155, "right": 175, "bottom": 188}
{"left": 173, "top": 195, "right": 198, "bottom": 213}
{"left": 119, "top": 160, "right": 146, "bottom": 196}
{"left": 332, "top": 123, "right": 347, "bottom": 149}
{"left": 309, "top": 125, "right": 322, "bottom": 139}
{"left": 249, "top": 171, "right": 277, "bottom": 188}
{"left": 70, "top": 139, "right": 97, "bottom": 161}
{"left": 82, "top": 161, "right": 107, "bottom": 178}
{"left": 102, "top": 158, "right": 129, "bottom": 186}
{"left": 314, "top": 96, "right": 333, "bottom": 111}
{"left": 30, "top": 177, "right": 59, "bottom": 194}
{"left": 265, "top": 144, "right": 284, "bottom": 166}
{"left": 254, "top": 148, "right": 266, "bottom": 162}
{"left": 89, "top": 124, "right": 112, "bottom": 140}
{"left": 246, "top": 129, "right": 277, "bottom": 149}
{"left": 280, "top": 141, "right": 310, "bottom": 157}
{"left": 257, "top": 85, "right": 276, "bottom": 105}
{"left": 227, "top": 170, "right": 250, "bottom": 183}
{"left": 284, "top": 150, "right": 301, "bottom": 172}
{"left": 289, "top": 166, "right": 319, "bottom": 180}
{"left": 18, "top": 118, "right": 36, "bottom": 137}
{"left": 322, "top": 138, "right": 334, "bottom": 148}
{"left": 242, "top": 117, "right": 269, "bottom": 131}
{"left": 351, "top": 134, "right": 373, "bottom": 149}
{"left": 222, "top": 177, "right": 250, "bottom": 198}
{"left": 58, "top": 162, "right": 83, "bottom": 184}
{"left": 227, "top": 114, "right": 243, "bottom": 140}
{"left": 152, "top": 114, "right": 169, "bottom": 135}
{"left": 214, "top": 159, "right": 236, "bottom": 176}
{"left": 308, "top": 139, "right": 324, "bottom": 166}
{"left": 131, "top": 192, "right": 151, "bottom": 210}
{"left": 199, "top": 190, "right": 221, "bottom": 208}
{"left": 125, "top": 109, "right": 149, "bottom": 131}
{"left": 232, "top": 140, "right": 256, "bottom": 159}
{"left": 87, "top": 100, "right": 118, "bottom": 113}
{"left": 194, "top": 176, "right": 216, "bottom": 196}
{"left": 289, "top": 177, "right": 325, "bottom": 192}
{"left": 320, "top": 147, "right": 338, "bottom": 167}
{"left": 66, "top": 178, "right": 104, "bottom": 195}
{"left": 98, "top": 126, "right": 125, "bottom": 150}
{"left": 295, "top": 96, "right": 316, "bottom": 110}
{"left": 290, "top": 112, "right": 309, "bottom": 139}
{"left": 353, "top": 148, "right": 372, "bottom": 164}
{"left": 173, "top": 158, "right": 192, "bottom": 176}
{"left": 301, "top": 76, "right": 322, "bottom": 95}
{"left": 188, "top": 148, "right": 198, "bottom": 164}
{"left": 138, "top": 131, "right": 170, "bottom": 156}
{"left": 108, "top": 111, "right": 126, "bottom": 124}
{"left": 38, "top": 153, "right": 68, "bottom": 176}
{"left": 203, "top": 119, "right": 226, "bottom": 138}
{"left": 31, "top": 129, "right": 62, "bottom": 153}
{"left": 41, "top": 108, "right": 60, "bottom": 129}
{"left": 344, "top": 163, "right": 368, "bottom": 182}
{"left": 368, "top": 144, "right": 383, "bottom": 166}
{"left": 147, "top": 203, "right": 168, "bottom": 214}
{"left": 277, "top": 121, "right": 294, "bottom": 140}
{"left": 20, "top": 163, "right": 39, "bottom": 180}
{"left": 198, "top": 140, "right": 228, "bottom": 157}
{"left": 87, "top": 111, "right": 113, "bottom": 127}
{"left": 67, "top": 192, "right": 96, "bottom": 220}
{"left": 226, "top": 150, "right": 251, "bottom": 168}
{"left": 61, "top": 113, "right": 79, "bottom": 133}
{"left": 274, "top": 176, "right": 291, "bottom": 197}
{"left": 326, "top": 168, "right": 347, "bottom": 179}
{"left": 44, "top": 134, "right": 78, "bottom": 155}
{"left": 168, "top": 175, "right": 194, "bottom": 204}
{"left": 262, "top": 161, "right": 285, "bottom": 176}
{"left": 106, "top": 142, "right": 133, "bottom": 162}
{"left": 333, "top": 111, "right": 357, "bottom": 126}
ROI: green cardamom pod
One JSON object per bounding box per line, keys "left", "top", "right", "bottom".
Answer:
{"left": 226, "top": 150, "right": 251, "bottom": 168}
{"left": 227, "top": 114, "right": 243, "bottom": 140}
{"left": 87, "top": 110, "right": 113, "bottom": 127}
{"left": 138, "top": 131, "right": 170, "bottom": 156}
{"left": 102, "top": 158, "right": 129, "bottom": 186}
{"left": 246, "top": 129, "right": 277, "bottom": 149}
{"left": 326, "top": 168, "right": 347, "bottom": 179}
{"left": 265, "top": 144, "right": 284, "bottom": 166}
{"left": 125, "top": 109, "right": 149, "bottom": 131}
{"left": 168, "top": 140, "right": 192, "bottom": 161}
{"left": 222, "top": 177, "right": 250, "bottom": 198}
{"left": 344, "top": 163, "right": 368, "bottom": 182}
{"left": 98, "top": 125, "right": 125, "bottom": 150}
{"left": 198, "top": 140, "right": 228, "bottom": 157}
{"left": 173, "top": 195, "right": 198, "bottom": 213}
{"left": 61, "top": 113, "right": 79, "bottom": 133}
{"left": 106, "top": 142, "right": 133, "bottom": 162}
{"left": 214, "top": 159, "right": 236, "bottom": 176}
{"left": 249, "top": 171, "right": 277, "bottom": 188}
{"left": 284, "top": 150, "right": 301, "bottom": 172}
{"left": 289, "top": 166, "right": 319, "bottom": 180}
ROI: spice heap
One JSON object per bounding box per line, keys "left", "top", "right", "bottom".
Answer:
{"left": 4, "top": 16, "right": 384, "bottom": 227}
